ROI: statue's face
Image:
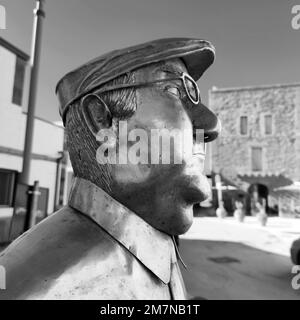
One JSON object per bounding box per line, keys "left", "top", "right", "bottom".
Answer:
{"left": 108, "top": 58, "right": 214, "bottom": 235}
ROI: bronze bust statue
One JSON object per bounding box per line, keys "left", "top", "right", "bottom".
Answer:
{"left": 0, "top": 38, "right": 220, "bottom": 299}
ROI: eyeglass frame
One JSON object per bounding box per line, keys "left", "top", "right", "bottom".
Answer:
{"left": 62, "top": 72, "right": 200, "bottom": 123}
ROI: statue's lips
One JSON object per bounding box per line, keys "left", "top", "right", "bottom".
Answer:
{"left": 178, "top": 173, "right": 210, "bottom": 205}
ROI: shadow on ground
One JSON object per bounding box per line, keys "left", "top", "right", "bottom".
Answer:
{"left": 179, "top": 239, "right": 300, "bottom": 300}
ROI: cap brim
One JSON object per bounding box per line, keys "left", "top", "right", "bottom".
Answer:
{"left": 191, "top": 102, "right": 221, "bottom": 142}
{"left": 181, "top": 47, "right": 215, "bottom": 81}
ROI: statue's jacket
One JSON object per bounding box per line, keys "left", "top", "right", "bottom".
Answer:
{"left": 0, "top": 178, "right": 187, "bottom": 299}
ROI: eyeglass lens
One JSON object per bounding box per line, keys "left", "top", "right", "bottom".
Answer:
{"left": 184, "top": 76, "right": 199, "bottom": 103}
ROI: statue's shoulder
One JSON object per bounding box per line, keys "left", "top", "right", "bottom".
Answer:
{"left": 0, "top": 205, "right": 128, "bottom": 299}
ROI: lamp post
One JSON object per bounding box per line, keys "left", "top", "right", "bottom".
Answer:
{"left": 20, "top": 0, "right": 45, "bottom": 184}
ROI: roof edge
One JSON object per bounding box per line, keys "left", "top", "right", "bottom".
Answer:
{"left": 0, "top": 37, "right": 30, "bottom": 61}
{"left": 209, "top": 82, "right": 300, "bottom": 94}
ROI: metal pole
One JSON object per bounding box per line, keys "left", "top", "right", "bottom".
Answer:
{"left": 24, "top": 180, "right": 40, "bottom": 231}
{"left": 20, "top": 0, "right": 45, "bottom": 184}
{"left": 54, "top": 151, "right": 64, "bottom": 211}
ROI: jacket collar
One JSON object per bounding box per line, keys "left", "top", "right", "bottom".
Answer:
{"left": 68, "top": 177, "right": 177, "bottom": 284}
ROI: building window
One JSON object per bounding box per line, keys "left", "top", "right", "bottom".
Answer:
{"left": 0, "top": 169, "right": 17, "bottom": 206}
{"left": 12, "top": 56, "right": 26, "bottom": 106}
{"left": 264, "top": 114, "right": 273, "bottom": 135}
{"left": 240, "top": 116, "right": 248, "bottom": 135}
{"left": 251, "top": 147, "right": 263, "bottom": 172}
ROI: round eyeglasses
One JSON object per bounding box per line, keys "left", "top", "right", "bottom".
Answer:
{"left": 62, "top": 72, "right": 200, "bottom": 123}
{"left": 95, "top": 72, "right": 200, "bottom": 105}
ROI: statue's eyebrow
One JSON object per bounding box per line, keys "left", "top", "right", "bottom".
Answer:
{"left": 156, "top": 64, "right": 182, "bottom": 76}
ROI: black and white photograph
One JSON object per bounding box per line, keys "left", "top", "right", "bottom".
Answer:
{"left": 0, "top": 0, "right": 299, "bottom": 311}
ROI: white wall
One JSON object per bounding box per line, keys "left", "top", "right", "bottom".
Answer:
{"left": 0, "top": 46, "right": 15, "bottom": 105}
{"left": 0, "top": 46, "right": 26, "bottom": 150}
{"left": 32, "top": 119, "right": 64, "bottom": 156}
{"left": 0, "top": 43, "right": 65, "bottom": 215}
{"left": 29, "top": 159, "right": 59, "bottom": 213}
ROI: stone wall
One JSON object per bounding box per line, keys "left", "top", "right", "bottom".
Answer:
{"left": 209, "top": 84, "right": 300, "bottom": 184}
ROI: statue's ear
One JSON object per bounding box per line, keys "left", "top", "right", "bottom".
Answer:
{"left": 81, "top": 94, "right": 112, "bottom": 136}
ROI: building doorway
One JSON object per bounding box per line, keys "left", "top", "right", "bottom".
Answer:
{"left": 248, "top": 183, "right": 269, "bottom": 216}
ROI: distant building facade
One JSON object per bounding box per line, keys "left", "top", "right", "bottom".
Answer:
{"left": 0, "top": 37, "right": 71, "bottom": 242}
{"left": 209, "top": 83, "right": 300, "bottom": 217}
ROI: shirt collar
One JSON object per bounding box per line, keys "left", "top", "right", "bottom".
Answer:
{"left": 68, "top": 177, "right": 177, "bottom": 284}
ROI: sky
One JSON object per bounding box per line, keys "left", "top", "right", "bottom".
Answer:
{"left": 0, "top": 0, "right": 299, "bottom": 122}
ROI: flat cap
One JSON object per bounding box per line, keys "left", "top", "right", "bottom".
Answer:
{"left": 56, "top": 37, "right": 215, "bottom": 124}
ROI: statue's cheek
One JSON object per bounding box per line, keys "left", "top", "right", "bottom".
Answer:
{"left": 113, "top": 163, "right": 151, "bottom": 184}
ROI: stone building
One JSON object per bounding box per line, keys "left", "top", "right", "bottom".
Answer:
{"left": 209, "top": 83, "right": 300, "bottom": 217}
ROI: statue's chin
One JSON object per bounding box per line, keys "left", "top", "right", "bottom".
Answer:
{"left": 155, "top": 204, "right": 194, "bottom": 236}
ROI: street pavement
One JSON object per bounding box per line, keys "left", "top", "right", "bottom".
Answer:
{"left": 179, "top": 217, "right": 300, "bottom": 300}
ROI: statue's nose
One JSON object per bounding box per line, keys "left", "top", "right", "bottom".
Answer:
{"left": 190, "top": 102, "right": 221, "bottom": 143}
